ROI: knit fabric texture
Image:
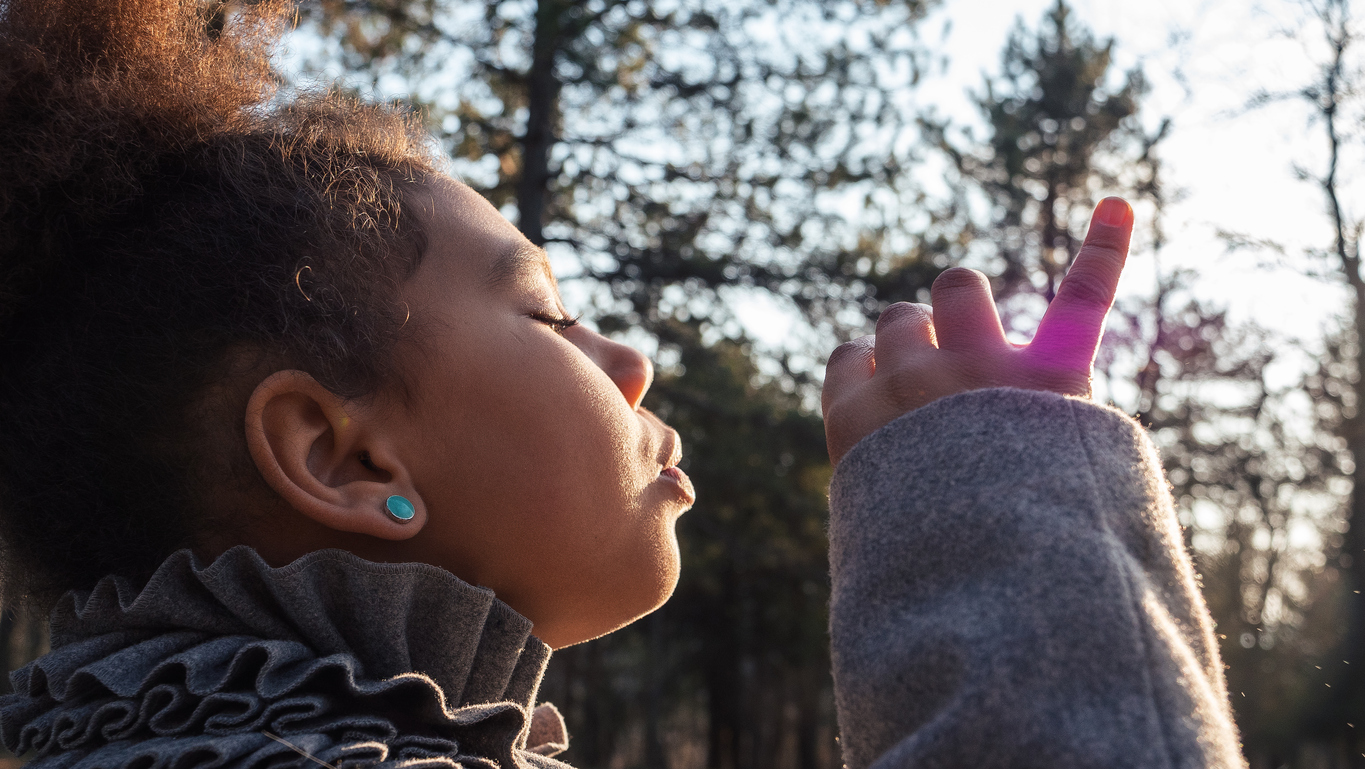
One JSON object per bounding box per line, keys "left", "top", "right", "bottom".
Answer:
{"left": 0, "top": 547, "right": 570, "bottom": 769}
{"left": 828, "top": 387, "right": 1246, "bottom": 769}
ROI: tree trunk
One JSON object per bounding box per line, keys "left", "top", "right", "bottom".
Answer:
{"left": 1040, "top": 177, "right": 1061, "bottom": 302}
{"left": 516, "top": 0, "right": 565, "bottom": 246}
{"left": 706, "top": 568, "right": 742, "bottom": 769}
{"left": 1317, "top": 11, "right": 1365, "bottom": 757}
{"left": 0, "top": 607, "right": 13, "bottom": 695}
{"left": 706, "top": 655, "right": 740, "bottom": 769}
{"left": 795, "top": 665, "right": 820, "bottom": 769}
{"left": 1334, "top": 288, "right": 1365, "bottom": 764}
{"left": 645, "top": 610, "right": 669, "bottom": 769}
{"left": 580, "top": 640, "right": 612, "bottom": 765}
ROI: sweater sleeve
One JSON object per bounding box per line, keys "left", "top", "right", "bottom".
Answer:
{"left": 827, "top": 388, "right": 1245, "bottom": 769}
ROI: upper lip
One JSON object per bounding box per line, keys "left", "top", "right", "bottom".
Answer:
{"left": 658, "top": 429, "right": 682, "bottom": 471}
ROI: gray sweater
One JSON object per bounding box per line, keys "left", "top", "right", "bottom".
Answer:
{"left": 1, "top": 387, "right": 1245, "bottom": 768}
{"left": 829, "top": 388, "right": 1245, "bottom": 768}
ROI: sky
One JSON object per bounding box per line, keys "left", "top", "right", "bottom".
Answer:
{"left": 910, "top": 0, "right": 1359, "bottom": 351}
{"left": 912, "top": 0, "right": 1364, "bottom": 556}
{"left": 719, "top": 0, "right": 1365, "bottom": 401}
{"left": 284, "top": 0, "right": 1360, "bottom": 371}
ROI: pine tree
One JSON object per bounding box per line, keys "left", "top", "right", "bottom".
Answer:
{"left": 297, "top": 0, "right": 943, "bottom": 336}
{"left": 926, "top": 0, "right": 1149, "bottom": 306}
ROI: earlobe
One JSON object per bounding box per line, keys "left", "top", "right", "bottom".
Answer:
{"left": 244, "top": 370, "right": 425, "bottom": 540}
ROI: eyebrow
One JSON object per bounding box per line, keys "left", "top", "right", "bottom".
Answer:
{"left": 485, "top": 241, "right": 557, "bottom": 290}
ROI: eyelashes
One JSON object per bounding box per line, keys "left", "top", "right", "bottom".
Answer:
{"left": 530, "top": 311, "right": 581, "bottom": 334}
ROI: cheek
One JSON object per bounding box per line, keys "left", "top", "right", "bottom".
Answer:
{"left": 411, "top": 339, "right": 646, "bottom": 515}
{"left": 516, "top": 346, "right": 649, "bottom": 485}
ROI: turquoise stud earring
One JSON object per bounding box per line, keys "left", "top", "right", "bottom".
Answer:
{"left": 385, "top": 495, "right": 416, "bottom": 522}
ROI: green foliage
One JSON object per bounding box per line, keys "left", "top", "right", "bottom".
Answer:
{"left": 947, "top": 5, "right": 1364, "bottom": 761}
{"left": 1145, "top": 1, "right": 1365, "bottom": 763}
{"left": 1133, "top": 316, "right": 1355, "bottom": 762}
{"left": 295, "top": 0, "right": 948, "bottom": 341}
{"left": 926, "top": 0, "right": 1156, "bottom": 304}
{"left": 954, "top": 3, "right": 1365, "bottom": 764}
{"left": 939, "top": 4, "right": 1357, "bottom": 761}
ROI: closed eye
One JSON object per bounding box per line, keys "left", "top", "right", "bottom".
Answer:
{"left": 530, "top": 311, "right": 580, "bottom": 334}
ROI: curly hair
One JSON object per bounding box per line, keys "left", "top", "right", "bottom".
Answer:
{"left": 0, "top": 0, "right": 441, "bottom": 603}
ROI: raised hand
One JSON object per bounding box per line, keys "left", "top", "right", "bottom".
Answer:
{"left": 821, "top": 197, "right": 1135, "bottom": 466}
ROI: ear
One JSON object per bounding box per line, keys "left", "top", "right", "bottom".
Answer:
{"left": 244, "top": 370, "right": 424, "bottom": 540}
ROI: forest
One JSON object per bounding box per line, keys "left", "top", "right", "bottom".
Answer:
{"left": 5, "top": 0, "right": 1365, "bottom": 767}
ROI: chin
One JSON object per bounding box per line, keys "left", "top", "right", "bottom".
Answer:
{"left": 545, "top": 536, "right": 682, "bottom": 650}
{"left": 635, "top": 549, "right": 683, "bottom": 617}
{"left": 639, "top": 524, "right": 683, "bottom": 613}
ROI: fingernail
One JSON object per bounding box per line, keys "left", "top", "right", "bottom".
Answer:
{"left": 1094, "top": 197, "right": 1133, "bottom": 227}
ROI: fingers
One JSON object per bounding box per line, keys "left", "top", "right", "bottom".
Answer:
{"left": 874, "top": 302, "right": 936, "bottom": 362}
{"left": 1032, "top": 197, "right": 1133, "bottom": 370}
{"left": 929, "top": 267, "right": 1008, "bottom": 351}
{"left": 822, "top": 335, "right": 875, "bottom": 420}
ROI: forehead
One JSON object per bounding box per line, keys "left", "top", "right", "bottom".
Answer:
{"left": 486, "top": 242, "right": 556, "bottom": 289}
{"left": 413, "top": 177, "right": 553, "bottom": 290}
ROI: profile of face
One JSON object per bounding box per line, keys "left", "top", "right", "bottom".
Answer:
{"left": 241, "top": 177, "right": 694, "bottom": 649}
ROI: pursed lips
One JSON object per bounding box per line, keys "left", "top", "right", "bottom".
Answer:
{"left": 653, "top": 426, "right": 695, "bottom": 505}
{"left": 657, "top": 429, "right": 682, "bottom": 472}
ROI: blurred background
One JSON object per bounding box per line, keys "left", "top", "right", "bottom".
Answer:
{"left": 6, "top": 0, "right": 1365, "bottom": 767}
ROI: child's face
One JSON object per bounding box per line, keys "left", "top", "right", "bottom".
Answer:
{"left": 383, "top": 178, "right": 694, "bottom": 648}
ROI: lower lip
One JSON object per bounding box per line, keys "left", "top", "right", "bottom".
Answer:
{"left": 660, "top": 467, "right": 696, "bottom": 504}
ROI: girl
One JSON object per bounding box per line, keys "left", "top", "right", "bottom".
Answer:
{"left": 0, "top": 0, "right": 1245, "bottom": 766}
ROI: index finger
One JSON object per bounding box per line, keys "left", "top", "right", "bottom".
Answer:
{"left": 1031, "top": 197, "right": 1133, "bottom": 371}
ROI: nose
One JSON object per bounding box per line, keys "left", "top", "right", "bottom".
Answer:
{"left": 578, "top": 328, "right": 654, "bottom": 410}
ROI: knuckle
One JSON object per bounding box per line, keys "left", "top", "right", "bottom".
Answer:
{"left": 883, "top": 374, "right": 927, "bottom": 406}
{"left": 1082, "top": 225, "right": 1130, "bottom": 253}
{"left": 880, "top": 300, "right": 917, "bottom": 318}
{"left": 932, "top": 266, "right": 988, "bottom": 292}
{"left": 935, "top": 355, "right": 983, "bottom": 391}
{"left": 822, "top": 396, "right": 855, "bottom": 426}
{"left": 876, "top": 301, "right": 930, "bottom": 330}
{"left": 1057, "top": 269, "right": 1113, "bottom": 311}
{"left": 820, "top": 392, "right": 839, "bottom": 421}
{"left": 1072, "top": 239, "right": 1126, "bottom": 279}
{"left": 827, "top": 338, "right": 870, "bottom": 367}
{"left": 878, "top": 356, "right": 933, "bottom": 401}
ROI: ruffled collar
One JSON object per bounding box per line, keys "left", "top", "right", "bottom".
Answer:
{"left": 48, "top": 547, "right": 551, "bottom": 710}
{"left": 1, "top": 547, "right": 566, "bottom": 768}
